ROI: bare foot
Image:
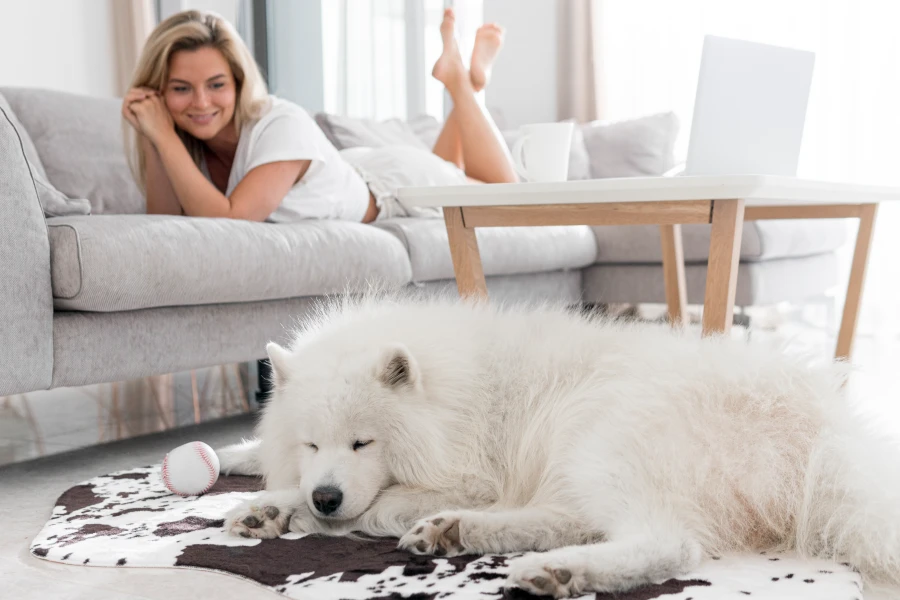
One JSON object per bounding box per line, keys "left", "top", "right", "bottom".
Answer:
{"left": 470, "top": 23, "right": 504, "bottom": 92}
{"left": 431, "top": 8, "right": 469, "bottom": 92}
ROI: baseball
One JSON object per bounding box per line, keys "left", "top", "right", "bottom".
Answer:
{"left": 161, "top": 441, "right": 220, "bottom": 496}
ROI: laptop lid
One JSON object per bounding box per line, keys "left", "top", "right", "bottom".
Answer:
{"left": 684, "top": 35, "right": 815, "bottom": 177}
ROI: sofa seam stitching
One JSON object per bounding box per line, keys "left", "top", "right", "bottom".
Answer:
{"left": 45, "top": 223, "right": 83, "bottom": 300}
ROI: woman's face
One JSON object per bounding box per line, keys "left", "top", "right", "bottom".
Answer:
{"left": 164, "top": 46, "right": 237, "bottom": 140}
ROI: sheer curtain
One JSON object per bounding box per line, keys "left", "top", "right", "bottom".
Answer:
{"left": 322, "top": 0, "right": 482, "bottom": 120}
{"left": 593, "top": 0, "right": 900, "bottom": 347}
{"left": 111, "top": 0, "right": 156, "bottom": 95}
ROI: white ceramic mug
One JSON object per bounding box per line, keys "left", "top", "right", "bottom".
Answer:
{"left": 510, "top": 122, "right": 574, "bottom": 182}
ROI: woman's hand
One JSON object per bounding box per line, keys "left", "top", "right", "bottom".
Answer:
{"left": 122, "top": 87, "right": 156, "bottom": 133}
{"left": 122, "top": 88, "right": 175, "bottom": 145}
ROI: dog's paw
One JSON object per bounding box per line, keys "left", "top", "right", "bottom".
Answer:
{"left": 506, "top": 552, "right": 585, "bottom": 599}
{"left": 226, "top": 501, "right": 290, "bottom": 539}
{"left": 399, "top": 511, "right": 467, "bottom": 557}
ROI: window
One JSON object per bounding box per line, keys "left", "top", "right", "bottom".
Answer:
{"left": 323, "top": 0, "right": 482, "bottom": 120}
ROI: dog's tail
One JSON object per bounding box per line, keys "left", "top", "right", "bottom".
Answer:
{"left": 796, "top": 411, "right": 900, "bottom": 591}
{"left": 217, "top": 438, "right": 263, "bottom": 476}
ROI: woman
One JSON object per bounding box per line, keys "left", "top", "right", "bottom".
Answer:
{"left": 123, "top": 9, "right": 517, "bottom": 223}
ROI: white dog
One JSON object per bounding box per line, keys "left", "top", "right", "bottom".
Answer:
{"left": 220, "top": 294, "right": 900, "bottom": 598}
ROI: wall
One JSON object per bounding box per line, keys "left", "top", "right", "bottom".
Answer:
{"left": 482, "top": 0, "right": 557, "bottom": 129}
{"left": 0, "top": 0, "right": 118, "bottom": 97}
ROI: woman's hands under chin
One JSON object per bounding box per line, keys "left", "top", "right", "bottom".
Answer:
{"left": 122, "top": 87, "right": 175, "bottom": 146}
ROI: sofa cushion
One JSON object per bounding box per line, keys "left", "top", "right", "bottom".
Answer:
{"left": 374, "top": 218, "right": 597, "bottom": 282}
{"left": 0, "top": 91, "right": 91, "bottom": 217}
{"left": 0, "top": 87, "right": 144, "bottom": 214}
{"left": 47, "top": 215, "right": 412, "bottom": 312}
{"left": 582, "top": 112, "right": 679, "bottom": 178}
{"left": 592, "top": 219, "right": 848, "bottom": 264}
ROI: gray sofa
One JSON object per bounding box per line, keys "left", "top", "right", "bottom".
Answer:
{"left": 0, "top": 87, "right": 849, "bottom": 397}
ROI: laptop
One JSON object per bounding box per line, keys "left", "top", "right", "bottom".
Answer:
{"left": 682, "top": 35, "right": 816, "bottom": 177}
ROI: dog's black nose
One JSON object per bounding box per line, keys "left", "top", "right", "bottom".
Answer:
{"left": 312, "top": 486, "right": 343, "bottom": 515}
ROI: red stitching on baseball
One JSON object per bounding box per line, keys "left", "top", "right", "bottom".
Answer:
{"left": 194, "top": 442, "right": 217, "bottom": 495}
{"left": 161, "top": 454, "right": 180, "bottom": 495}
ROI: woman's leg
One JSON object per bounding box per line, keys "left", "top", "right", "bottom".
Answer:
{"left": 430, "top": 23, "right": 503, "bottom": 171}
{"left": 431, "top": 11, "right": 516, "bottom": 184}
{"left": 431, "top": 108, "right": 464, "bottom": 169}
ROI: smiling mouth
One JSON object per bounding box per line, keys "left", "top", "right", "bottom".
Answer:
{"left": 188, "top": 112, "right": 218, "bottom": 124}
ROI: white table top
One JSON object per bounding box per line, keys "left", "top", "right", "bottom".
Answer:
{"left": 398, "top": 174, "right": 900, "bottom": 207}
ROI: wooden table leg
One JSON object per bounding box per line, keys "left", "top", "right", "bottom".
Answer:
{"left": 660, "top": 224, "right": 688, "bottom": 327}
{"left": 835, "top": 203, "right": 878, "bottom": 361}
{"left": 702, "top": 199, "right": 745, "bottom": 336}
{"left": 443, "top": 206, "right": 488, "bottom": 300}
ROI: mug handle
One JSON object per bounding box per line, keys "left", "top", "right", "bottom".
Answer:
{"left": 510, "top": 134, "right": 532, "bottom": 182}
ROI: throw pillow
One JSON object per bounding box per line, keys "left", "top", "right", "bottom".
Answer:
{"left": 0, "top": 92, "right": 91, "bottom": 217}
{"left": 314, "top": 112, "right": 430, "bottom": 151}
{"left": 0, "top": 87, "right": 144, "bottom": 214}
{"left": 581, "top": 112, "right": 680, "bottom": 178}
{"left": 407, "top": 114, "right": 442, "bottom": 151}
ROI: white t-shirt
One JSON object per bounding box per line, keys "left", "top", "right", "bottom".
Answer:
{"left": 211, "top": 96, "right": 370, "bottom": 222}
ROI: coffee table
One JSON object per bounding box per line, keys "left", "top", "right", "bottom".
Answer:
{"left": 398, "top": 174, "right": 900, "bottom": 360}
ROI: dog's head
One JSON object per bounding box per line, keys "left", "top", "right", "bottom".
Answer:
{"left": 264, "top": 340, "right": 424, "bottom": 521}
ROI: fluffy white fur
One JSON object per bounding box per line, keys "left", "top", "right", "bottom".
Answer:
{"left": 221, "top": 294, "right": 900, "bottom": 598}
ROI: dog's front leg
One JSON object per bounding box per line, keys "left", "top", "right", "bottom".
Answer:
{"left": 355, "top": 486, "right": 472, "bottom": 538}
{"left": 226, "top": 488, "right": 324, "bottom": 538}
{"left": 398, "top": 507, "right": 600, "bottom": 557}
{"left": 506, "top": 529, "right": 704, "bottom": 598}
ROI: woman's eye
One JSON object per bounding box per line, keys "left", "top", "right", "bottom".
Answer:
{"left": 211, "top": 82, "right": 224, "bottom": 89}
{"left": 352, "top": 440, "right": 373, "bottom": 451}
{"left": 173, "top": 86, "right": 188, "bottom": 93}
{"left": 307, "top": 443, "right": 318, "bottom": 451}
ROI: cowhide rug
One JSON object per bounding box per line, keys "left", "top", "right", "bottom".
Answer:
{"left": 30, "top": 466, "right": 865, "bottom": 600}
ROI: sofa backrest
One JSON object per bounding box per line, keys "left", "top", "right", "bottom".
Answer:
{"left": 0, "top": 87, "right": 145, "bottom": 215}
{"left": 0, "top": 100, "right": 54, "bottom": 395}
{"left": 314, "top": 110, "right": 680, "bottom": 182}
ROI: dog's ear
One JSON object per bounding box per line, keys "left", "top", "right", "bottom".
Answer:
{"left": 377, "top": 344, "right": 421, "bottom": 390}
{"left": 266, "top": 342, "right": 294, "bottom": 388}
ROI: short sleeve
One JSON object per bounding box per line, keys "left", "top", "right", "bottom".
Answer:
{"left": 243, "top": 111, "right": 327, "bottom": 173}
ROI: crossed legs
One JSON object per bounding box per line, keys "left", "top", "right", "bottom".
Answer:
{"left": 430, "top": 9, "right": 517, "bottom": 184}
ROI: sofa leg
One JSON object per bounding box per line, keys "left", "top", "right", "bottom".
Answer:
{"left": 256, "top": 359, "right": 273, "bottom": 405}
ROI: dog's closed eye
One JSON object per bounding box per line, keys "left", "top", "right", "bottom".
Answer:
{"left": 353, "top": 440, "right": 373, "bottom": 451}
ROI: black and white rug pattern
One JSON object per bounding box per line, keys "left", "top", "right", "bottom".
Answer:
{"left": 30, "top": 466, "right": 865, "bottom": 599}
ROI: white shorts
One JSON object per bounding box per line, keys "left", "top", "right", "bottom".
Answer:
{"left": 339, "top": 145, "right": 469, "bottom": 220}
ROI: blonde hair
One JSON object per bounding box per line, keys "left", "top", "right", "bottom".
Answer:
{"left": 125, "top": 10, "right": 269, "bottom": 192}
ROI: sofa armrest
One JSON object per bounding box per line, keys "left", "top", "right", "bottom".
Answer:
{"left": 0, "top": 104, "right": 53, "bottom": 395}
